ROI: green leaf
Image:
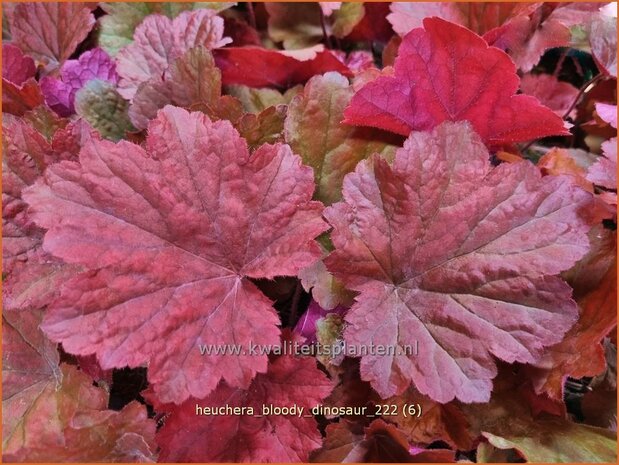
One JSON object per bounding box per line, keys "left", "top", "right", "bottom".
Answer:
{"left": 74, "top": 80, "right": 133, "bottom": 141}
{"left": 331, "top": 3, "right": 365, "bottom": 39}
{"left": 285, "top": 71, "right": 397, "bottom": 205}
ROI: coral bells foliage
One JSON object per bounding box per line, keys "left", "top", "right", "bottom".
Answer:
{"left": 1, "top": 2, "right": 617, "bottom": 463}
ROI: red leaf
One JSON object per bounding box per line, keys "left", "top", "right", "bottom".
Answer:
{"left": 324, "top": 121, "right": 592, "bottom": 402}
{"left": 387, "top": 3, "right": 597, "bottom": 72}
{"left": 2, "top": 44, "right": 35, "bottom": 85}
{"left": 345, "top": 2, "right": 393, "bottom": 43}
{"left": 520, "top": 73, "right": 579, "bottom": 117}
{"left": 531, "top": 239, "right": 616, "bottom": 400}
{"left": 2, "top": 309, "right": 61, "bottom": 445}
{"left": 24, "top": 106, "right": 328, "bottom": 405}
{"left": 3, "top": 364, "right": 157, "bottom": 462}
{"left": 312, "top": 419, "right": 455, "bottom": 463}
{"left": 2, "top": 79, "right": 44, "bottom": 117}
{"left": 213, "top": 45, "right": 351, "bottom": 88}
{"left": 116, "top": 10, "right": 231, "bottom": 100}
{"left": 156, "top": 352, "right": 333, "bottom": 462}
{"left": 223, "top": 16, "right": 261, "bottom": 47}
{"left": 9, "top": 2, "right": 95, "bottom": 69}
{"left": 343, "top": 18, "right": 568, "bottom": 148}
{"left": 2, "top": 116, "right": 88, "bottom": 302}
{"left": 1, "top": 44, "right": 42, "bottom": 116}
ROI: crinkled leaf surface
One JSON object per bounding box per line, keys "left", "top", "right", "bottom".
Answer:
{"left": 129, "top": 47, "right": 222, "bottom": 130}
{"left": 344, "top": 18, "right": 568, "bottom": 147}
{"left": 98, "top": 2, "right": 233, "bottom": 56}
{"left": 74, "top": 79, "right": 134, "bottom": 141}
{"left": 24, "top": 106, "right": 327, "bottom": 405}
{"left": 2, "top": 364, "right": 157, "bottom": 462}
{"left": 285, "top": 72, "right": 397, "bottom": 205}
{"left": 325, "top": 121, "right": 592, "bottom": 402}
{"left": 213, "top": 45, "right": 351, "bottom": 88}
{"left": 2, "top": 115, "right": 87, "bottom": 297}
{"left": 235, "top": 105, "right": 288, "bottom": 149}
{"left": 157, "top": 352, "right": 333, "bottom": 462}
{"left": 40, "top": 48, "right": 118, "bottom": 117}
{"left": 9, "top": 2, "right": 95, "bottom": 68}
{"left": 116, "top": 9, "right": 231, "bottom": 100}
{"left": 2, "top": 309, "right": 61, "bottom": 449}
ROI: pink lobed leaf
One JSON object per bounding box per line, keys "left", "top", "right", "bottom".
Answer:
{"left": 116, "top": 9, "right": 231, "bottom": 100}
{"left": 129, "top": 46, "right": 222, "bottom": 130}
{"left": 23, "top": 106, "right": 328, "bottom": 405}
{"left": 324, "top": 121, "right": 593, "bottom": 402}
{"left": 2, "top": 43, "right": 36, "bottom": 86}
{"left": 8, "top": 2, "right": 95, "bottom": 69}
{"left": 156, "top": 350, "right": 333, "bottom": 462}
{"left": 343, "top": 17, "right": 568, "bottom": 148}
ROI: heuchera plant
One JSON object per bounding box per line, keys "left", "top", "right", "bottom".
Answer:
{"left": 1, "top": 2, "right": 617, "bottom": 463}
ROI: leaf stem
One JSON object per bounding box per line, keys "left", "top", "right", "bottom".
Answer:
{"left": 562, "top": 73, "right": 603, "bottom": 120}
